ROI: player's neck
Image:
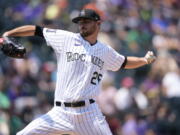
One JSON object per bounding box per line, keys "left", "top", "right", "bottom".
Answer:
{"left": 83, "top": 33, "right": 98, "bottom": 45}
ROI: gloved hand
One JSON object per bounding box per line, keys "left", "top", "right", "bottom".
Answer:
{"left": 0, "top": 37, "right": 26, "bottom": 58}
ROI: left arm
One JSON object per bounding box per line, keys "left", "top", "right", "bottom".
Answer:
{"left": 123, "top": 51, "right": 156, "bottom": 69}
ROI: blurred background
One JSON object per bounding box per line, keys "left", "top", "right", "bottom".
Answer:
{"left": 0, "top": 0, "right": 180, "bottom": 135}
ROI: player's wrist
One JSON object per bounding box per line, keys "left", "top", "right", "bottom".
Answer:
{"left": 143, "top": 57, "right": 149, "bottom": 64}
{"left": 2, "top": 32, "right": 10, "bottom": 37}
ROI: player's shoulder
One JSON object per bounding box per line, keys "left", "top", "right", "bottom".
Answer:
{"left": 97, "top": 41, "right": 113, "bottom": 51}
{"left": 43, "top": 28, "right": 76, "bottom": 37}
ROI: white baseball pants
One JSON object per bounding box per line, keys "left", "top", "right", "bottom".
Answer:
{"left": 16, "top": 102, "right": 112, "bottom": 135}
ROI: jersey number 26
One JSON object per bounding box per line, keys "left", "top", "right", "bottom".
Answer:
{"left": 91, "top": 71, "right": 102, "bottom": 85}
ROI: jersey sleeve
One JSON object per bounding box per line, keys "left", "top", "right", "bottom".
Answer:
{"left": 104, "top": 46, "right": 125, "bottom": 71}
{"left": 42, "top": 28, "right": 73, "bottom": 52}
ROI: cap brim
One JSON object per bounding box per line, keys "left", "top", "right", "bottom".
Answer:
{"left": 72, "top": 16, "right": 96, "bottom": 23}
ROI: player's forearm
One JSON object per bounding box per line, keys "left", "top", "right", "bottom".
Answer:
{"left": 124, "top": 56, "right": 147, "bottom": 69}
{"left": 3, "top": 25, "right": 36, "bottom": 37}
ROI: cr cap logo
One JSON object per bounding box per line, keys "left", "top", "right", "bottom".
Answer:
{"left": 80, "top": 11, "right": 85, "bottom": 16}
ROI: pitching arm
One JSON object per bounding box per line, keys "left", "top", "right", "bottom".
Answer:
{"left": 2, "top": 25, "right": 36, "bottom": 37}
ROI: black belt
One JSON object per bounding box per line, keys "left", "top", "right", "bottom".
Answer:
{"left": 55, "top": 99, "right": 95, "bottom": 107}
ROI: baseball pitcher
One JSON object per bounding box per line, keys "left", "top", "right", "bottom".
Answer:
{"left": 0, "top": 9, "right": 156, "bottom": 135}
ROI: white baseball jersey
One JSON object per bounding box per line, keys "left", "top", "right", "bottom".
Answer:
{"left": 43, "top": 28, "right": 125, "bottom": 102}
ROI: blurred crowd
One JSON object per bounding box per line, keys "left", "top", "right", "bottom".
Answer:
{"left": 0, "top": 0, "right": 179, "bottom": 135}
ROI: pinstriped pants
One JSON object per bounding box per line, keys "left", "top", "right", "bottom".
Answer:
{"left": 16, "top": 102, "right": 112, "bottom": 135}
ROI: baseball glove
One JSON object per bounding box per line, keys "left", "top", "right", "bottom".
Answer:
{"left": 0, "top": 37, "right": 26, "bottom": 58}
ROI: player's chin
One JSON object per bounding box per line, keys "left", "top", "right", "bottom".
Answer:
{"left": 80, "top": 31, "right": 90, "bottom": 37}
